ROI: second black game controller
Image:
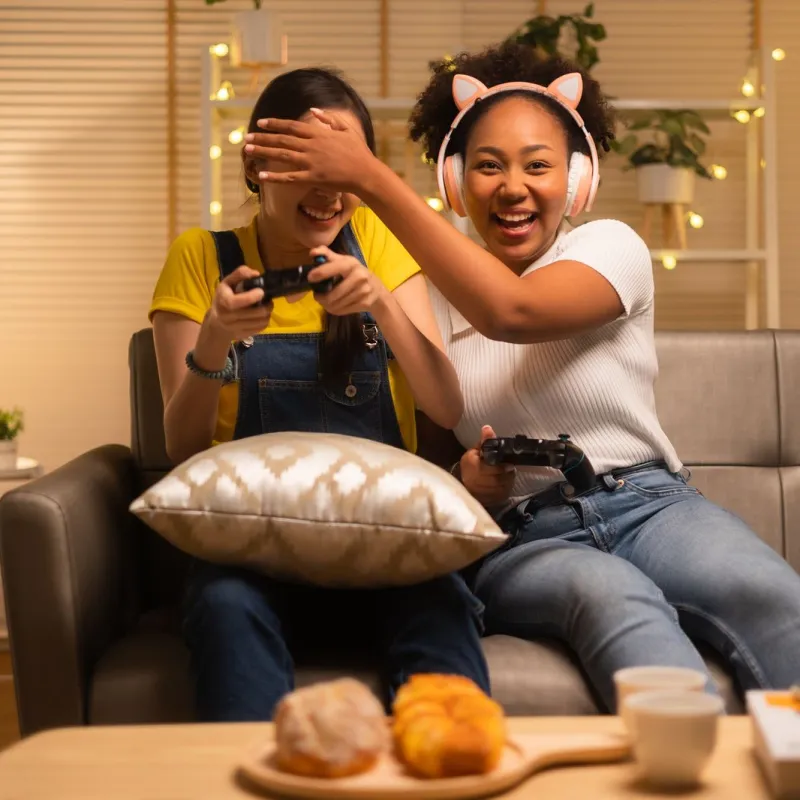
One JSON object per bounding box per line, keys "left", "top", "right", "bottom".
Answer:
{"left": 235, "top": 255, "right": 341, "bottom": 306}
{"left": 480, "top": 433, "right": 596, "bottom": 494}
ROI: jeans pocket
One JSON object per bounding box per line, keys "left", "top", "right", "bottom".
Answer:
{"left": 622, "top": 468, "right": 701, "bottom": 499}
{"left": 513, "top": 501, "right": 584, "bottom": 546}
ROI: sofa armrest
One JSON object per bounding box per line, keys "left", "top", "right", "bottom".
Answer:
{"left": 0, "top": 444, "right": 141, "bottom": 736}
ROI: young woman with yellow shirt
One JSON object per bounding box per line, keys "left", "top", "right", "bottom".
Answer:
{"left": 149, "top": 67, "right": 489, "bottom": 722}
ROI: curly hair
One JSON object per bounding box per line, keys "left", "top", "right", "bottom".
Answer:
{"left": 408, "top": 41, "right": 616, "bottom": 164}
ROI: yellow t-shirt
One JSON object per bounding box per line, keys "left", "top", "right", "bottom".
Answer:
{"left": 149, "top": 206, "right": 420, "bottom": 451}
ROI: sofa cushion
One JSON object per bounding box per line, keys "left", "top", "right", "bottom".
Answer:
{"left": 88, "top": 626, "right": 743, "bottom": 725}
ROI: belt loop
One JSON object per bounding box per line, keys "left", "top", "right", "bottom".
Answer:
{"left": 601, "top": 473, "right": 620, "bottom": 491}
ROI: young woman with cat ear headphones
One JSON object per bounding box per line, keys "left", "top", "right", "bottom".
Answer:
{"left": 245, "top": 41, "right": 800, "bottom": 711}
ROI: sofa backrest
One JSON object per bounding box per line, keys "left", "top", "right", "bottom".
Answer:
{"left": 128, "top": 328, "right": 800, "bottom": 606}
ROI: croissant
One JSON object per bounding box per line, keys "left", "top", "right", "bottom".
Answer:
{"left": 392, "top": 674, "right": 506, "bottom": 779}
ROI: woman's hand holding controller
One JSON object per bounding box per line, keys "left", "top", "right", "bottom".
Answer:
{"left": 206, "top": 266, "right": 274, "bottom": 342}
{"left": 459, "top": 425, "right": 516, "bottom": 508}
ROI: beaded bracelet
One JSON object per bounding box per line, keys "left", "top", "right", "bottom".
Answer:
{"left": 185, "top": 350, "right": 235, "bottom": 383}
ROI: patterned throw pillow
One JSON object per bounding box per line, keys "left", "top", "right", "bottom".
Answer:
{"left": 129, "top": 431, "right": 507, "bottom": 588}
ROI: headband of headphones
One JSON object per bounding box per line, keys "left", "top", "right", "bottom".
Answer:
{"left": 435, "top": 72, "right": 600, "bottom": 214}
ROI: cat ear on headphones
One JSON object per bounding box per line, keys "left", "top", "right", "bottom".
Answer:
{"left": 546, "top": 73, "right": 584, "bottom": 110}
{"left": 451, "top": 74, "right": 489, "bottom": 110}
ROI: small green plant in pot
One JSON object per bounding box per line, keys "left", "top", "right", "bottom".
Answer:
{"left": 507, "top": 3, "right": 607, "bottom": 72}
{"left": 611, "top": 110, "right": 713, "bottom": 206}
{"left": 0, "top": 408, "right": 24, "bottom": 471}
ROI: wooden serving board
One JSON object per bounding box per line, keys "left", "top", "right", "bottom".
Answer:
{"left": 236, "top": 731, "right": 631, "bottom": 799}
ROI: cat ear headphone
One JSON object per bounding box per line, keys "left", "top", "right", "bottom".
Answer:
{"left": 435, "top": 72, "right": 600, "bottom": 219}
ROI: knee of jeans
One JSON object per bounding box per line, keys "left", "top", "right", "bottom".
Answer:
{"left": 559, "top": 556, "right": 672, "bottom": 622}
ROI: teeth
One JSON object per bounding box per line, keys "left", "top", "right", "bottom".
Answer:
{"left": 496, "top": 212, "right": 534, "bottom": 222}
{"left": 301, "top": 206, "right": 338, "bottom": 221}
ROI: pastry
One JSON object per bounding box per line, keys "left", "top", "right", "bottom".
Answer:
{"left": 274, "top": 678, "right": 389, "bottom": 778}
{"left": 392, "top": 674, "right": 506, "bottom": 779}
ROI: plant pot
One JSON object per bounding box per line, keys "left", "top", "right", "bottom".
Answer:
{"left": 636, "top": 164, "right": 695, "bottom": 205}
{"left": 0, "top": 439, "right": 17, "bottom": 472}
{"left": 230, "top": 8, "right": 287, "bottom": 68}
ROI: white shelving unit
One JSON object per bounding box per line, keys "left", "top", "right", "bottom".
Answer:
{"left": 201, "top": 46, "right": 780, "bottom": 329}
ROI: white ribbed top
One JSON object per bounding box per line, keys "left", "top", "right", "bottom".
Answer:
{"left": 429, "top": 219, "right": 682, "bottom": 504}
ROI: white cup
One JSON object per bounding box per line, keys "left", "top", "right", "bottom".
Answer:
{"left": 624, "top": 689, "right": 724, "bottom": 789}
{"left": 613, "top": 666, "right": 708, "bottom": 732}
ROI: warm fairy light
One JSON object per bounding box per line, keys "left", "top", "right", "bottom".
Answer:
{"left": 753, "top": 106, "right": 765, "bottom": 118}
{"left": 209, "top": 145, "right": 222, "bottom": 160}
{"left": 210, "top": 42, "right": 229, "bottom": 57}
{"left": 425, "top": 196, "right": 445, "bottom": 212}
{"left": 210, "top": 201, "right": 222, "bottom": 216}
{"left": 228, "top": 127, "right": 245, "bottom": 145}
{"left": 662, "top": 254, "right": 677, "bottom": 271}
{"left": 687, "top": 212, "right": 704, "bottom": 229}
{"left": 772, "top": 48, "right": 786, "bottom": 61}
{"left": 741, "top": 79, "right": 755, "bottom": 97}
{"left": 733, "top": 109, "right": 751, "bottom": 124}
{"left": 761, "top": 158, "right": 767, "bottom": 169}
{"left": 442, "top": 54, "right": 457, "bottom": 72}
{"left": 710, "top": 164, "right": 728, "bottom": 180}
{"left": 214, "top": 81, "right": 235, "bottom": 102}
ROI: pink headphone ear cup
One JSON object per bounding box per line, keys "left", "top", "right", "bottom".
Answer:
{"left": 443, "top": 153, "right": 467, "bottom": 218}
{"left": 565, "top": 153, "right": 593, "bottom": 218}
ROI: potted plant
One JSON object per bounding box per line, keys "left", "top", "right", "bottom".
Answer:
{"left": 204, "top": 0, "right": 287, "bottom": 68}
{"left": 611, "top": 110, "right": 713, "bottom": 204}
{"left": 0, "top": 408, "right": 23, "bottom": 471}
{"left": 507, "top": 3, "right": 607, "bottom": 72}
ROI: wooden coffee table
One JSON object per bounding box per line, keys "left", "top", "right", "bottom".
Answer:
{"left": 0, "top": 716, "right": 770, "bottom": 799}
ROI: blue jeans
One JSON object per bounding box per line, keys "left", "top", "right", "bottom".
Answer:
{"left": 182, "top": 562, "right": 490, "bottom": 722}
{"left": 473, "top": 466, "right": 800, "bottom": 712}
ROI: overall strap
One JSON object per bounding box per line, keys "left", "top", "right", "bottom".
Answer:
{"left": 210, "top": 230, "right": 246, "bottom": 281}
{"left": 337, "top": 222, "right": 367, "bottom": 267}
{"left": 337, "top": 222, "right": 395, "bottom": 360}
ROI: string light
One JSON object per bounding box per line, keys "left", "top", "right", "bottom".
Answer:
{"left": 741, "top": 79, "right": 755, "bottom": 97}
{"left": 687, "top": 212, "right": 704, "bottom": 229}
{"left": 662, "top": 254, "right": 677, "bottom": 271}
{"left": 228, "top": 127, "right": 245, "bottom": 145}
{"left": 733, "top": 109, "right": 751, "bottom": 124}
{"left": 710, "top": 164, "right": 728, "bottom": 180}
{"left": 210, "top": 43, "right": 229, "bottom": 57}
{"left": 442, "top": 54, "right": 457, "bottom": 72}
{"left": 209, "top": 201, "right": 222, "bottom": 216}
{"left": 772, "top": 48, "right": 786, "bottom": 61}
{"left": 212, "top": 81, "right": 234, "bottom": 102}
{"left": 753, "top": 106, "right": 765, "bottom": 118}
{"left": 425, "top": 196, "right": 445, "bottom": 212}
{"left": 761, "top": 158, "right": 766, "bottom": 169}
{"left": 209, "top": 145, "right": 222, "bottom": 160}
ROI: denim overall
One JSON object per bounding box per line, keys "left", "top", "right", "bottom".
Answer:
{"left": 213, "top": 223, "right": 405, "bottom": 447}
{"left": 181, "top": 223, "right": 490, "bottom": 722}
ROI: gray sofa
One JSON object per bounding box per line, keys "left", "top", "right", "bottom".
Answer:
{"left": 2, "top": 329, "right": 799, "bottom": 736}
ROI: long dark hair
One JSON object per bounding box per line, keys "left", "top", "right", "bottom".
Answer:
{"left": 245, "top": 68, "right": 376, "bottom": 381}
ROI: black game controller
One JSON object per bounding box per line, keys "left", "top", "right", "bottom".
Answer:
{"left": 480, "top": 433, "right": 596, "bottom": 494}
{"left": 235, "top": 255, "right": 341, "bottom": 306}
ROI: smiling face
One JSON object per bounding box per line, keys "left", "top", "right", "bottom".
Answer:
{"left": 462, "top": 95, "right": 571, "bottom": 273}
{"left": 244, "top": 108, "right": 365, "bottom": 252}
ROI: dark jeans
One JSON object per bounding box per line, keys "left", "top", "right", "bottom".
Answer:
{"left": 182, "top": 562, "right": 490, "bottom": 722}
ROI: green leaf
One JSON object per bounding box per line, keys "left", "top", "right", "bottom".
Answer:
{"left": 657, "top": 117, "right": 685, "bottom": 137}
{"left": 689, "top": 133, "right": 706, "bottom": 155}
{"left": 584, "top": 3, "right": 595, "bottom": 18}
{"left": 627, "top": 116, "right": 655, "bottom": 131}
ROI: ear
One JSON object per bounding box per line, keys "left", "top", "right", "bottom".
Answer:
{"left": 547, "top": 73, "right": 583, "bottom": 109}
{"left": 452, "top": 74, "right": 488, "bottom": 111}
{"left": 241, "top": 146, "right": 262, "bottom": 183}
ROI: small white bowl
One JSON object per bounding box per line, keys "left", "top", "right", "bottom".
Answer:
{"left": 613, "top": 666, "right": 708, "bottom": 731}
{"left": 624, "top": 689, "right": 724, "bottom": 789}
